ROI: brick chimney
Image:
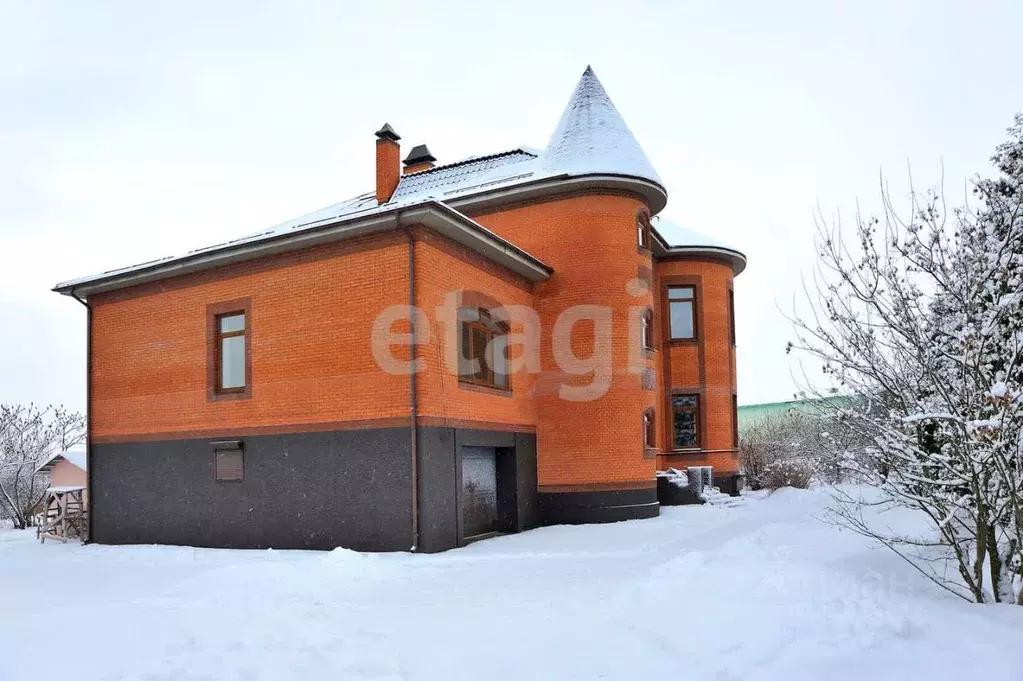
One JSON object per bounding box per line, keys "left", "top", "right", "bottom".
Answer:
{"left": 375, "top": 123, "right": 401, "bottom": 204}
{"left": 403, "top": 144, "right": 436, "bottom": 174}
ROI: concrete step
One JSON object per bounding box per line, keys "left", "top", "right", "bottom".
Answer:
{"left": 701, "top": 488, "right": 747, "bottom": 508}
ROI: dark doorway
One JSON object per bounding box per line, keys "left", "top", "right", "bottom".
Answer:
{"left": 461, "top": 446, "right": 499, "bottom": 539}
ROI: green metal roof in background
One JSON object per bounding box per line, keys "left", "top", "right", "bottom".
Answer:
{"left": 738, "top": 396, "right": 853, "bottom": 430}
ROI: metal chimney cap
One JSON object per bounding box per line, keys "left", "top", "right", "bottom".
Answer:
{"left": 403, "top": 144, "right": 436, "bottom": 166}
{"left": 374, "top": 123, "right": 401, "bottom": 141}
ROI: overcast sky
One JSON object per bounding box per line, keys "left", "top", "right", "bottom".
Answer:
{"left": 2, "top": 0, "right": 1021, "bottom": 413}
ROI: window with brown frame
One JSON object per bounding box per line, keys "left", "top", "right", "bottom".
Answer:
{"left": 729, "top": 288, "right": 736, "bottom": 346}
{"left": 671, "top": 393, "right": 700, "bottom": 449}
{"left": 458, "top": 307, "right": 509, "bottom": 390}
{"left": 637, "top": 215, "right": 650, "bottom": 250}
{"left": 732, "top": 394, "right": 739, "bottom": 449}
{"left": 643, "top": 408, "right": 656, "bottom": 449}
{"left": 214, "top": 444, "right": 243, "bottom": 481}
{"left": 641, "top": 308, "right": 654, "bottom": 351}
{"left": 667, "top": 286, "right": 696, "bottom": 340}
{"left": 215, "top": 311, "right": 247, "bottom": 393}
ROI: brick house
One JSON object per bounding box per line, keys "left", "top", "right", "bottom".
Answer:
{"left": 35, "top": 450, "right": 88, "bottom": 493}
{"left": 54, "top": 67, "right": 746, "bottom": 552}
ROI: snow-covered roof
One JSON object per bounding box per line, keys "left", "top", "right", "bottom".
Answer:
{"left": 55, "top": 67, "right": 674, "bottom": 296}
{"left": 224, "top": 149, "right": 543, "bottom": 242}
{"left": 35, "top": 449, "right": 87, "bottom": 474}
{"left": 54, "top": 199, "right": 553, "bottom": 296}
{"left": 263, "top": 192, "right": 380, "bottom": 234}
{"left": 653, "top": 217, "right": 738, "bottom": 251}
{"left": 652, "top": 217, "right": 747, "bottom": 275}
{"left": 543, "top": 66, "right": 663, "bottom": 188}
{"left": 392, "top": 149, "right": 540, "bottom": 203}
{"left": 47, "top": 485, "right": 86, "bottom": 493}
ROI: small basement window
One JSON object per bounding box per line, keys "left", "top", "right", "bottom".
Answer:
{"left": 213, "top": 442, "right": 243, "bottom": 481}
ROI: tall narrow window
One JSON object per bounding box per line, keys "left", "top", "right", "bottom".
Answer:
{"left": 672, "top": 394, "right": 700, "bottom": 449}
{"left": 216, "top": 312, "right": 246, "bottom": 392}
{"left": 637, "top": 215, "right": 650, "bottom": 249}
{"left": 732, "top": 394, "right": 739, "bottom": 449}
{"left": 667, "top": 286, "right": 696, "bottom": 340}
{"left": 729, "top": 288, "right": 736, "bottom": 346}
{"left": 641, "top": 309, "right": 654, "bottom": 351}
{"left": 643, "top": 408, "right": 656, "bottom": 449}
{"left": 458, "top": 307, "right": 509, "bottom": 390}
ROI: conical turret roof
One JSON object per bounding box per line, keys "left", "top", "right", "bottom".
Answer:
{"left": 542, "top": 66, "right": 663, "bottom": 189}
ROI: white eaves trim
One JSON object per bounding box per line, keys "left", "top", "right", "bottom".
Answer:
{"left": 54, "top": 200, "right": 552, "bottom": 299}
{"left": 661, "top": 245, "right": 747, "bottom": 275}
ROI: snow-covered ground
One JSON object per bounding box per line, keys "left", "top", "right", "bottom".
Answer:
{"left": 2, "top": 487, "right": 1022, "bottom": 681}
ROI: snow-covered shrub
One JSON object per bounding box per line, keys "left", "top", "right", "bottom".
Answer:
{"left": 739, "top": 408, "right": 848, "bottom": 490}
{"left": 761, "top": 457, "right": 814, "bottom": 490}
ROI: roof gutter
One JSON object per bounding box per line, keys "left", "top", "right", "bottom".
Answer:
{"left": 68, "top": 289, "right": 93, "bottom": 543}
{"left": 649, "top": 224, "right": 672, "bottom": 254}
{"left": 400, "top": 212, "right": 420, "bottom": 553}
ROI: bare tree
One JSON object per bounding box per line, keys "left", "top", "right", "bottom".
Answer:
{"left": 740, "top": 410, "right": 816, "bottom": 490}
{"left": 0, "top": 404, "right": 86, "bottom": 529}
{"left": 789, "top": 114, "right": 1023, "bottom": 604}
{"left": 739, "top": 401, "right": 861, "bottom": 490}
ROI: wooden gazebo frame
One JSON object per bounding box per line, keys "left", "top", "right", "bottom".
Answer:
{"left": 36, "top": 486, "right": 88, "bottom": 544}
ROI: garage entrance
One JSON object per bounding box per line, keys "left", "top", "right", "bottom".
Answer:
{"left": 413, "top": 428, "right": 537, "bottom": 553}
{"left": 461, "top": 446, "right": 498, "bottom": 539}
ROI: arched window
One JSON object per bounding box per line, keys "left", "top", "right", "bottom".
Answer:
{"left": 641, "top": 308, "right": 654, "bottom": 351}
{"left": 458, "top": 307, "right": 510, "bottom": 389}
{"left": 643, "top": 408, "right": 656, "bottom": 449}
{"left": 637, "top": 214, "right": 650, "bottom": 249}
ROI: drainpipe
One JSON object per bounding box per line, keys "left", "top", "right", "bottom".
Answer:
{"left": 398, "top": 213, "right": 420, "bottom": 552}
{"left": 70, "top": 290, "right": 92, "bottom": 544}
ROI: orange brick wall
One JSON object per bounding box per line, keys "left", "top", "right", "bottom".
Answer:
{"left": 472, "top": 194, "right": 658, "bottom": 489}
{"left": 89, "top": 226, "right": 543, "bottom": 442}
{"left": 654, "top": 258, "right": 738, "bottom": 474}
{"left": 412, "top": 230, "right": 538, "bottom": 429}
{"left": 89, "top": 233, "right": 413, "bottom": 440}
{"left": 87, "top": 194, "right": 740, "bottom": 487}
